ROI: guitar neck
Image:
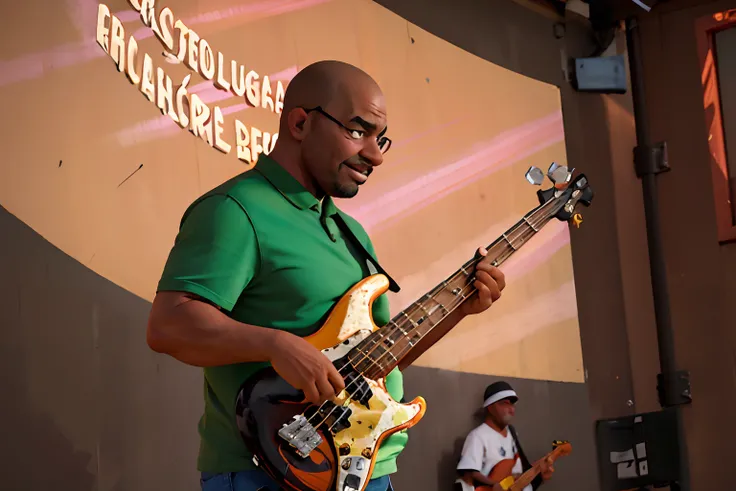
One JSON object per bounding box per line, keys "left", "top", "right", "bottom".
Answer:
{"left": 350, "top": 197, "right": 561, "bottom": 379}
{"left": 510, "top": 447, "right": 564, "bottom": 491}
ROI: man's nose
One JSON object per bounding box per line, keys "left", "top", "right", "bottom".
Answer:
{"left": 361, "top": 139, "right": 384, "bottom": 167}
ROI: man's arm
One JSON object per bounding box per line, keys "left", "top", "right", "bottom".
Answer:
{"left": 147, "top": 291, "right": 344, "bottom": 404}
{"left": 461, "top": 470, "right": 501, "bottom": 488}
{"left": 457, "top": 431, "right": 503, "bottom": 490}
{"left": 147, "top": 195, "right": 344, "bottom": 404}
{"left": 147, "top": 291, "right": 284, "bottom": 367}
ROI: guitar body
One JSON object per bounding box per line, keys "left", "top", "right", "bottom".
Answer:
{"left": 235, "top": 274, "right": 427, "bottom": 491}
{"left": 463, "top": 458, "right": 518, "bottom": 491}
{"left": 487, "top": 458, "right": 518, "bottom": 485}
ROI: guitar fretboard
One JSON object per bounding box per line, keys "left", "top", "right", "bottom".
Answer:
{"left": 348, "top": 194, "right": 565, "bottom": 379}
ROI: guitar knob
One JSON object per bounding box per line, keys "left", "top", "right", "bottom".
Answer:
{"left": 572, "top": 214, "right": 583, "bottom": 228}
{"left": 547, "top": 162, "right": 572, "bottom": 185}
{"left": 525, "top": 166, "right": 544, "bottom": 186}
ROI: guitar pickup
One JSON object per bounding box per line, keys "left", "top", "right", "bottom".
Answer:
{"left": 318, "top": 402, "right": 352, "bottom": 434}
{"left": 277, "top": 415, "right": 322, "bottom": 458}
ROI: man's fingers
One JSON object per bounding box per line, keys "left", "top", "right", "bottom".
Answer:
{"left": 327, "top": 366, "right": 346, "bottom": 394}
{"left": 302, "top": 382, "right": 321, "bottom": 405}
{"left": 490, "top": 267, "right": 506, "bottom": 291}
{"left": 476, "top": 262, "right": 506, "bottom": 291}
{"left": 475, "top": 269, "right": 492, "bottom": 283}
{"left": 474, "top": 271, "right": 501, "bottom": 301}
{"left": 474, "top": 280, "right": 493, "bottom": 305}
{"left": 315, "top": 375, "right": 336, "bottom": 402}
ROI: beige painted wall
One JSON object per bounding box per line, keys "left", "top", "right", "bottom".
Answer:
{"left": 0, "top": 0, "right": 583, "bottom": 382}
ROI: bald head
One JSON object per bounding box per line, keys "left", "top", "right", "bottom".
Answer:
{"left": 281, "top": 60, "right": 382, "bottom": 125}
{"left": 268, "top": 60, "right": 389, "bottom": 200}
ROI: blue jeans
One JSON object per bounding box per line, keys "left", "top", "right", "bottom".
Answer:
{"left": 200, "top": 470, "right": 393, "bottom": 491}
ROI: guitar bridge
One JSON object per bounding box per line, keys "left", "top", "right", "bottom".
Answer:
{"left": 277, "top": 415, "right": 322, "bottom": 458}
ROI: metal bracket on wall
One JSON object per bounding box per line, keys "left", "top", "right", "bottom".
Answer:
{"left": 634, "top": 141, "right": 670, "bottom": 177}
{"left": 657, "top": 370, "right": 692, "bottom": 407}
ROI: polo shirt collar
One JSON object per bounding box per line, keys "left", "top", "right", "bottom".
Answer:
{"left": 255, "top": 155, "right": 335, "bottom": 213}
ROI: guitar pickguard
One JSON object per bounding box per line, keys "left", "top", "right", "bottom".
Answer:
{"left": 317, "top": 335, "right": 424, "bottom": 491}
{"left": 331, "top": 377, "right": 422, "bottom": 491}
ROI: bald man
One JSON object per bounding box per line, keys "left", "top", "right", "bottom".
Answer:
{"left": 147, "top": 60, "right": 505, "bottom": 491}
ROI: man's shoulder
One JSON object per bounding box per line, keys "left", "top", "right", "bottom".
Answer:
{"left": 182, "top": 169, "right": 279, "bottom": 219}
{"left": 468, "top": 423, "right": 504, "bottom": 443}
{"left": 467, "top": 423, "right": 491, "bottom": 438}
{"left": 208, "top": 168, "right": 276, "bottom": 204}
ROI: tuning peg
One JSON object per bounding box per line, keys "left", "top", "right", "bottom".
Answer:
{"left": 547, "top": 162, "right": 572, "bottom": 185}
{"left": 572, "top": 213, "right": 583, "bottom": 228}
{"left": 525, "top": 166, "right": 544, "bottom": 185}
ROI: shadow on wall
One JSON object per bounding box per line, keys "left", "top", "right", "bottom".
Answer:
{"left": 0, "top": 204, "right": 203, "bottom": 491}
{"left": 0, "top": 349, "right": 97, "bottom": 490}
{"left": 394, "top": 367, "right": 599, "bottom": 491}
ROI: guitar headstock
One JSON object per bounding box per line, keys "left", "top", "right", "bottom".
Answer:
{"left": 525, "top": 162, "right": 594, "bottom": 229}
{"left": 552, "top": 440, "right": 573, "bottom": 456}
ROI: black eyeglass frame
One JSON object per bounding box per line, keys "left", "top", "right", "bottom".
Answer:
{"left": 302, "top": 106, "right": 392, "bottom": 154}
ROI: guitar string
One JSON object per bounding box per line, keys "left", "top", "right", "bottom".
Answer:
{"left": 347, "top": 196, "right": 561, "bottom": 380}
{"left": 301, "top": 197, "right": 562, "bottom": 435}
{"left": 297, "top": 197, "right": 563, "bottom": 436}
{"left": 304, "top": 199, "right": 561, "bottom": 435}
{"left": 353, "top": 193, "right": 570, "bottom": 380}
{"left": 315, "top": 202, "right": 554, "bottom": 432}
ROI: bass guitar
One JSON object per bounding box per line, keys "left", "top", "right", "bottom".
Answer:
{"left": 458, "top": 440, "right": 572, "bottom": 491}
{"left": 235, "top": 163, "right": 593, "bottom": 491}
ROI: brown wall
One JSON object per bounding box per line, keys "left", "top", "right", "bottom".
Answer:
{"left": 0, "top": 1, "right": 601, "bottom": 490}
{"left": 0, "top": 0, "right": 607, "bottom": 490}
{"left": 374, "top": 0, "right": 653, "bottom": 479}
{"left": 9, "top": 0, "right": 736, "bottom": 490}
{"left": 373, "top": 0, "right": 736, "bottom": 490}
{"left": 0, "top": 204, "right": 203, "bottom": 490}
{"left": 635, "top": 0, "right": 736, "bottom": 487}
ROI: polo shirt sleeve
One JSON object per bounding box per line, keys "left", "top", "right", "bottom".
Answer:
{"left": 156, "top": 194, "right": 259, "bottom": 311}
{"left": 457, "top": 430, "right": 485, "bottom": 473}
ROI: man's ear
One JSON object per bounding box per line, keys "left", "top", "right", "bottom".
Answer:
{"left": 287, "top": 108, "right": 309, "bottom": 141}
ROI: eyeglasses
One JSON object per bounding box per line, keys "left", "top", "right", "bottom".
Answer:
{"left": 303, "top": 106, "right": 392, "bottom": 154}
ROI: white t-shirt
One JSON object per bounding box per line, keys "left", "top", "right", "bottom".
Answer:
{"left": 456, "top": 423, "right": 532, "bottom": 491}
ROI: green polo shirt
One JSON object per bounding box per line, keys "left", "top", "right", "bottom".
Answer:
{"left": 156, "top": 155, "right": 407, "bottom": 478}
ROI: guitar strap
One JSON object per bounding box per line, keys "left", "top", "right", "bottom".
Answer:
{"left": 509, "top": 425, "right": 527, "bottom": 463}
{"left": 509, "top": 425, "right": 543, "bottom": 491}
{"left": 331, "top": 212, "right": 401, "bottom": 293}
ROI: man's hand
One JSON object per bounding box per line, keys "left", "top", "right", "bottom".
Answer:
{"left": 460, "top": 247, "right": 506, "bottom": 316}
{"left": 540, "top": 457, "right": 555, "bottom": 481}
{"left": 268, "top": 331, "right": 346, "bottom": 405}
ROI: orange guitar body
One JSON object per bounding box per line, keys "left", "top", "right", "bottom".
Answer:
{"left": 474, "top": 458, "right": 518, "bottom": 490}
{"left": 487, "top": 458, "right": 518, "bottom": 484}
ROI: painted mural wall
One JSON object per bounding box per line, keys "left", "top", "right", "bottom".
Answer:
{"left": 1, "top": 0, "right": 583, "bottom": 385}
